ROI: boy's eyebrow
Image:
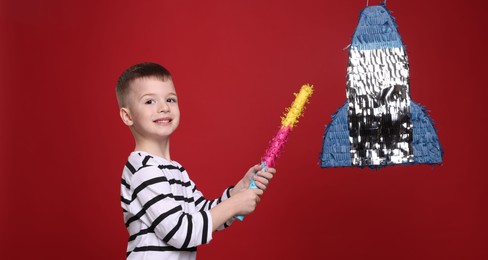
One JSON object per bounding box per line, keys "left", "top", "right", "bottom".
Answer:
{"left": 139, "top": 92, "right": 177, "bottom": 99}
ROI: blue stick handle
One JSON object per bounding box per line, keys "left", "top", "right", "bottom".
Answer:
{"left": 235, "top": 161, "right": 267, "bottom": 221}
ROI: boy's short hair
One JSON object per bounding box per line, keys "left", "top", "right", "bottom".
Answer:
{"left": 116, "top": 62, "right": 172, "bottom": 107}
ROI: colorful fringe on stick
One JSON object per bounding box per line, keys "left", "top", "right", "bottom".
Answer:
{"left": 262, "top": 84, "right": 314, "bottom": 167}
{"left": 236, "top": 84, "right": 313, "bottom": 221}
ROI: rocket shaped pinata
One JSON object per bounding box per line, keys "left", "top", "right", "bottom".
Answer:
{"left": 320, "top": 3, "right": 443, "bottom": 168}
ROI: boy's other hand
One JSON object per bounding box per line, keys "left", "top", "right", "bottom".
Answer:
{"left": 231, "top": 164, "right": 276, "bottom": 197}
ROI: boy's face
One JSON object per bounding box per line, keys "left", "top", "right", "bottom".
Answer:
{"left": 120, "top": 77, "right": 180, "bottom": 142}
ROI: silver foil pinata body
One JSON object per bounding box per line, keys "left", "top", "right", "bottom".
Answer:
{"left": 320, "top": 3, "right": 443, "bottom": 168}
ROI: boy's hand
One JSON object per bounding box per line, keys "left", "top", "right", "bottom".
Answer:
{"left": 210, "top": 186, "right": 264, "bottom": 229}
{"left": 231, "top": 164, "right": 276, "bottom": 197}
{"left": 230, "top": 188, "right": 263, "bottom": 216}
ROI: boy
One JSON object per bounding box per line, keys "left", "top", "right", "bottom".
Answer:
{"left": 116, "top": 62, "right": 275, "bottom": 260}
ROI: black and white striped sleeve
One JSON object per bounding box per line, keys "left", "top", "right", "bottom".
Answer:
{"left": 127, "top": 166, "right": 213, "bottom": 248}
{"left": 192, "top": 183, "right": 235, "bottom": 230}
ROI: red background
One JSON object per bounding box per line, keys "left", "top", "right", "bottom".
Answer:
{"left": 1, "top": 0, "right": 487, "bottom": 259}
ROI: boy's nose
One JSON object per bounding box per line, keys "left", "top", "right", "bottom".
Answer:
{"left": 159, "top": 102, "right": 170, "bottom": 112}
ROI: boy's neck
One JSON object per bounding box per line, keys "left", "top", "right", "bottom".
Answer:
{"left": 134, "top": 137, "right": 171, "bottom": 161}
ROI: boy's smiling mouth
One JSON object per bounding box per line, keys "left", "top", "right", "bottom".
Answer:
{"left": 154, "top": 118, "right": 172, "bottom": 124}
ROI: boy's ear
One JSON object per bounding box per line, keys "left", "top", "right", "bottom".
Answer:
{"left": 120, "top": 107, "right": 133, "bottom": 126}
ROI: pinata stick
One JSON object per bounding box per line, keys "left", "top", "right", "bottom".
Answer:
{"left": 236, "top": 84, "right": 313, "bottom": 221}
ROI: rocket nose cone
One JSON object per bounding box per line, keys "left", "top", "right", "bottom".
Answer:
{"left": 351, "top": 5, "right": 403, "bottom": 50}
{"left": 362, "top": 5, "right": 389, "bottom": 17}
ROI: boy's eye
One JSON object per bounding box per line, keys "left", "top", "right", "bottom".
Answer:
{"left": 145, "top": 99, "right": 155, "bottom": 105}
{"left": 167, "top": 98, "right": 177, "bottom": 103}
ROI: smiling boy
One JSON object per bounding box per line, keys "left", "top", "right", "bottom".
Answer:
{"left": 116, "top": 62, "right": 275, "bottom": 260}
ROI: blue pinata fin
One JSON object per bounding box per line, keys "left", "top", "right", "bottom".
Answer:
{"left": 320, "top": 101, "right": 443, "bottom": 168}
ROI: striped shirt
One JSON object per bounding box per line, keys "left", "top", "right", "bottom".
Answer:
{"left": 121, "top": 151, "right": 234, "bottom": 260}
